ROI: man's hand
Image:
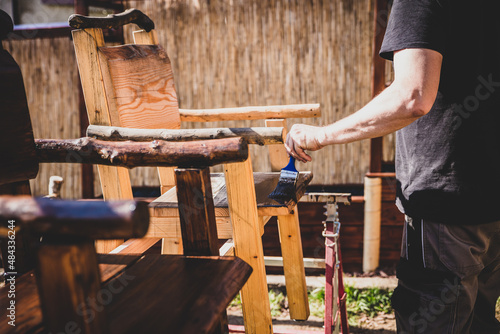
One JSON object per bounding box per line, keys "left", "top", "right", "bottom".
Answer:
{"left": 285, "top": 124, "right": 326, "bottom": 163}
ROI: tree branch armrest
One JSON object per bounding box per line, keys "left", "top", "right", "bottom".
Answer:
{"left": 0, "top": 196, "right": 149, "bottom": 239}
{"left": 87, "top": 125, "right": 285, "bottom": 146}
{"left": 35, "top": 137, "right": 249, "bottom": 168}
{"left": 179, "top": 104, "right": 321, "bottom": 122}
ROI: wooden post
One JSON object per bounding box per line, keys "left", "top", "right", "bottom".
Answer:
{"left": 72, "top": 27, "right": 131, "bottom": 253}
{"left": 369, "top": 0, "right": 389, "bottom": 173}
{"left": 277, "top": 210, "right": 310, "bottom": 320}
{"left": 266, "top": 119, "right": 309, "bottom": 320}
{"left": 175, "top": 167, "right": 228, "bottom": 333}
{"left": 75, "top": 0, "right": 94, "bottom": 200}
{"left": 363, "top": 176, "right": 382, "bottom": 272}
{"left": 224, "top": 158, "right": 273, "bottom": 334}
{"left": 35, "top": 239, "right": 109, "bottom": 334}
{"left": 174, "top": 168, "right": 219, "bottom": 256}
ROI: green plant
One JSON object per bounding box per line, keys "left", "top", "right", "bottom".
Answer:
{"left": 269, "top": 289, "right": 286, "bottom": 317}
{"left": 345, "top": 285, "right": 393, "bottom": 318}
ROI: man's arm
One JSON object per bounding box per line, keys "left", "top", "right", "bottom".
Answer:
{"left": 286, "top": 48, "right": 443, "bottom": 162}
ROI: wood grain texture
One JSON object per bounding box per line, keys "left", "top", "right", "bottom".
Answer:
{"left": 150, "top": 172, "right": 313, "bottom": 214}
{"left": 224, "top": 158, "right": 273, "bottom": 334}
{"left": 72, "top": 27, "right": 133, "bottom": 205}
{"left": 265, "top": 119, "right": 289, "bottom": 172}
{"left": 36, "top": 241, "right": 109, "bottom": 334}
{"left": 87, "top": 124, "right": 285, "bottom": 145}
{"left": 0, "top": 196, "right": 149, "bottom": 239}
{"left": 0, "top": 255, "right": 252, "bottom": 334}
{"left": 175, "top": 168, "right": 219, "bottom": 256}
{"left": 36, "top": 137, "right": 249, "bottom": 168}
{"left": 277, "top": 210, "right": 309, "bottom": 320}
{"left": 98, "top": 44, "right": 181, "bottom": 130}
{"left": 180, "top": 104, "right": 320, "bottom": 122}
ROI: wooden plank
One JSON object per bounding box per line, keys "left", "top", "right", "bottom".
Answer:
{"left": 264, "top": 256, "right": 326, "bottom": 269}
{"left": 87, "top": 124, "right": 285, "bottom": 145}
{"left": 132, "top": 29, "right": 177, "bottom": 195}
{"left": 180, "top": 104, "right": 320, "bottom": 122}
{"left": 150, "top": 172, "right": 313, "bottom": 218}
{"left": 35, "top": 241, "right": 109, "bottom": 334}
{"left": 277, "top": 210, "right": 310, "bottom": 320}
{"left": 133, "top": 29, "right": 159, "bottom": 45}
{"left": 0, "top": 255, "right": 251, "bottom": 334}
{"left": 146, "top": 216, "right": 233, "bottom": 239}
{"left": 72, "top": 28, "right": 131, "bottom": 252}
{"left": 224, "top": 158, "right": 273, "bottom": 334}
{"left": 265, "top": 119, "right": 289, "bottom": 172}
{"left": 106, "top": 255, "right": 251, "bottom": 334}
{"left": 98, "top": 44, "right": 181, "bottom": 130}
{"left": 175, "top": 168, "right": 219, "bottom": 256}
{"left": 108, "top": 238, "right": 161, "bottom": 255}
{"left": 0, "top": 197, "right": 149, "bottom": 239}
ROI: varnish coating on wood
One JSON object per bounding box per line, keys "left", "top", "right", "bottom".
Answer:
{"left": 98, "top": 44, "right": 181, "bottom": 130}
{"left": 150, "top": 172, "right": 313, "bottom": 212}
{"left": 0, "top": 196, "right": 149, "bottom": 239}
{"left": 0, "top": 255, "right": 252, "bottom": 334}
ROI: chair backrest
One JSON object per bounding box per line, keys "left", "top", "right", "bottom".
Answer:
{"left": 72, "top": 24, "right": 179, "bottom": 199}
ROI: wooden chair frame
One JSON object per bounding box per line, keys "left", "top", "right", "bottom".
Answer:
{"left": 71, "top": 11, "right": 319, "bottom": 332}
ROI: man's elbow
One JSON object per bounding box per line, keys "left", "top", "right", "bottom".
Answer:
{"left": 404, "top": 93, "right": 435, "bottom": 119}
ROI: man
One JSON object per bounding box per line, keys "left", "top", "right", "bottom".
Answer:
{"left": 286, "top": 0, "right": 500, "bottom": 332}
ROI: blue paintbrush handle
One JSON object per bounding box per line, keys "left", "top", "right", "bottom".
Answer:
{"left": 283, "top": 156, "right": 298, "bottom": 173}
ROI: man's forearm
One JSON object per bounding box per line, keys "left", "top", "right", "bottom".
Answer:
{"left": 319, "top": 83, "right": 427, "bottom": 146}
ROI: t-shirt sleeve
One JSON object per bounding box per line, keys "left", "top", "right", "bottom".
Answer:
{"left": 380, "top": 0, "right": 447, "bottom": 60}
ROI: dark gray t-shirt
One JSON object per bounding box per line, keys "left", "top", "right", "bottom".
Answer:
{"left": 380, "top": 0, "right": 500, "bottom": 224}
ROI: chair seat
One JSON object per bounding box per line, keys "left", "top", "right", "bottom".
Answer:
{"left": 147, "top": 172, "right": 312, "bottom": 240}
{"left": 150, "top": 171, "right": 312, "bottom": 216}
{"left": 0, "top": 254, "right": 251, "bottom": 334}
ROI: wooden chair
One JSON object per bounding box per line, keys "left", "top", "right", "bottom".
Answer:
{"left": 0, "top": 27, "right": 251, "bottom": 333}
{"left": 0, "top": 197, "right": 252, "bottom": 334}
{"left": 69, "top": 9, "right": 318, "bottom": 332}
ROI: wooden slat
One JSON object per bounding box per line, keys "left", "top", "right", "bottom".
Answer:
{"left": 134, "top": 29, "right": 176, "bottom": 194}
{"left": 224, "top": 158, "right": 273, "bottom": 334}
{"left": 277, "top": 210, "right": 310, "bottom": 320}
{"left": 175, "top": 168, "right": 219, "bottom": 256}
{"left": 180, "top": 104, "right": 320, "bottom": 122}
{"left": 106, "top": 255, "right": 251, "bottom": 334}
{"left": 72, "top": 28, "right": 131, "bottom": 252}
{"left": 265, "top": 119, "right": 289, "bottom": 172}
{"left": 98, "top": 44, "right": 181, "bottom": 130}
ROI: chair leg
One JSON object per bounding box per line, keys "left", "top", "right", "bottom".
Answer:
{"left": 225, "top": 159, "right": 273, "bottom": 334}
{"left": 277, "top": 208, "right": 310, "bottom": 320}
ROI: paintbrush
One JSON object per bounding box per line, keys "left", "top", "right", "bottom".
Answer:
{"left": 268, "top": 156, "right": 299, "bottom": 203}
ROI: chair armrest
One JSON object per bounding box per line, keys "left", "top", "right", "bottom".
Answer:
{"left": 34, "top": 137, "right": 248, "bottom": 168}
{"left": 87, "top": 125, "right": 285, "bottom": 146}
{"left": 179, "top": 104, "right": 321, "bottom": 122}
{"left": 0, "top": 196, "right": 149, "bottom": 239}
